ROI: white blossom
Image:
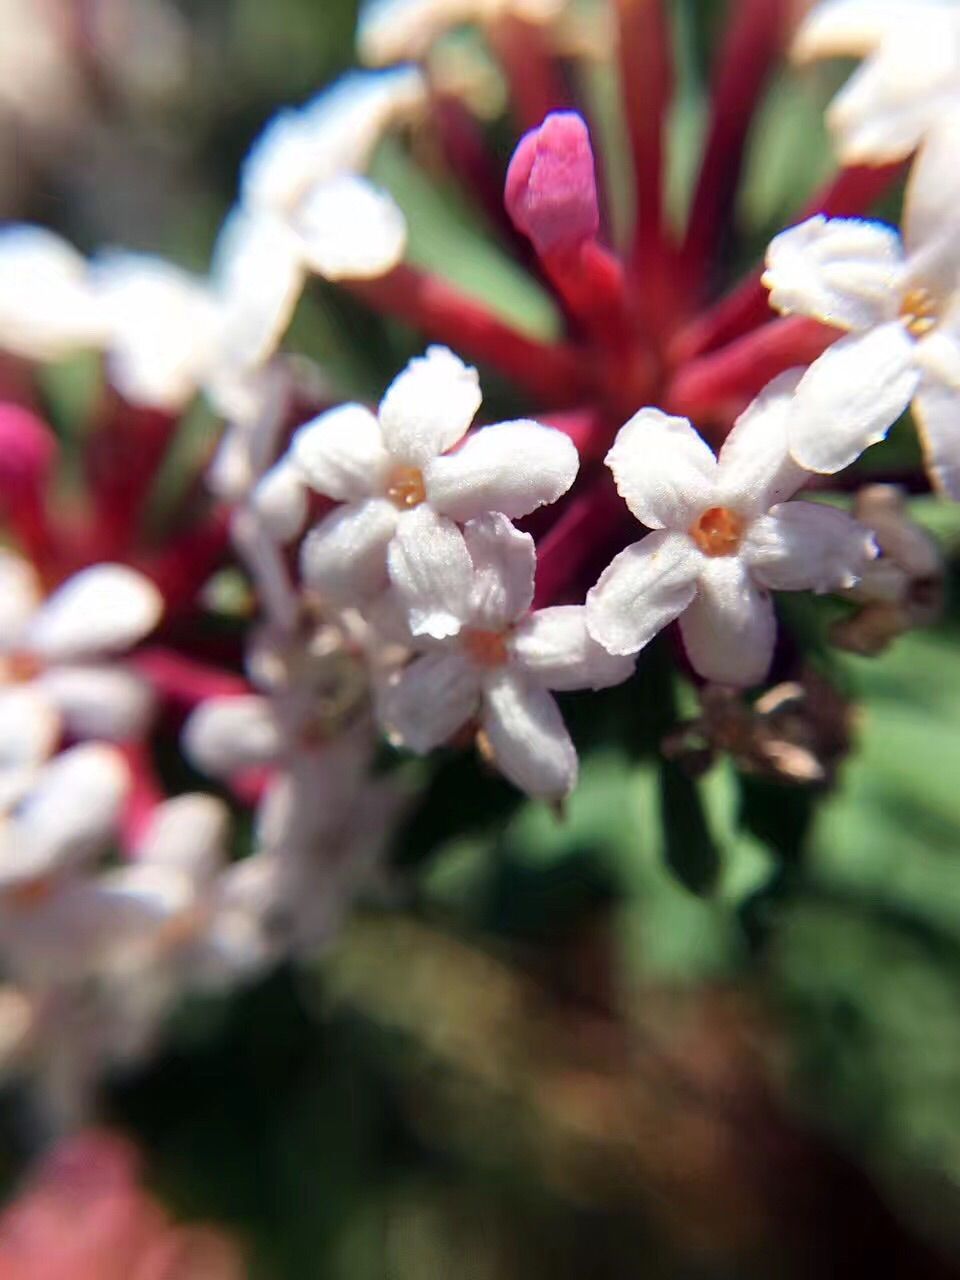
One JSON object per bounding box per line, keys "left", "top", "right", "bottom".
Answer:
{"left": 585, "top": 374, "right": 877, "bottom": 687}
{"left": 292, "top": 346, "right": 579, "bottom": 639}
{"left": 763, "top": 139, "right": 960, "bottom": 493}
{"left": 0, "top": 557, "right": 163, "bottom": 794}
{"left": 793, "top": 0, "right": 960, "bottom": 164}
{"left": 379, "top": 511, "right": 633, "bottom": 798}
{"left": 240, "top": 67, "right": 426, "bottom": 281}
{"left": 0, "top": 226, "right": 108, "bottom": 362}
{"left": 357, "top": 0, "right": 567, "bottom": 66}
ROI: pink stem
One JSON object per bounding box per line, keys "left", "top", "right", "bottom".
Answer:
{"left": 533, "top": 475, "right": 629, "bottom": 607}
{"left": 617, "top": 0, "right": 674, "bottom": 275}
{"left": 664, "top": 315, "right": 837, "bottom": 431}
{"left": 132, "top": 648, "right": 251, "bottom": 713}
{"left": 672, "top": 160, "right": 906, "bottom": 363}
{"left": 349, "top": 265, "right": 590, "bottom": 405}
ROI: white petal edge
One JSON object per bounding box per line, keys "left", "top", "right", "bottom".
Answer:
{"left": 378, "top": 345, "right": 482, "bottom": 466}
{"left": 787, "top": 322, "right": 920, "bottom": 474}
{"left": 913, "top": 380, "right": 960, "bottom": 500}
{"left": 426, "top": 420, "right": 579, "bottom": 523}
{"left": 136, "top": 794, "right": 230, "bottom": 883}
{"left": 387, "top": 505, "right": 473, "bottom": 639}
{"left": 715, "top": 368, "right": 811, "bottom": 515}
{"left": 378, "top": 651, "right": 480, "bottom": 753}
{"left": 35, "top": 664, "right": 156, "bottom": 742}
{"left": 481, "top": 671, "right": 578, "bottom": 800}
{"left": 462, "top": 513, "right": 536, "bottom": 631}
{"left": 299, "top": 499, "right": 398, "bottom": 601}
{"left": 511, "top": 606, "right": 636, "bottom": 691}
{"left": 182, "top": 695, "right": 284, "bottom": 777}
{"left": 291, "top": 403, "right": 390, "bottom": 501}
{"left": 604, "top": 408, "right": 717, "bottom": 531}
{"left": 677, "top": 557, "right": 776, "bottom": 687}
{"left": 296, "top": 174, "right": 408, "bottom": 281}
{"left": 743, "top": 501, "right": 877, "bottom": 593}
{"left": 27, "top": 565, "right": 163, "bottom": 663}
{"left": 585, "top": 530, "right": 701, "bottom": 656}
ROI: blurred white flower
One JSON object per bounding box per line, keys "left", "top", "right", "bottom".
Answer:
{"left": 794, "top": 0, "right": 960, "bottom": 164}
{"left": 0, "top": 226, "right": 108, "bottom": 362}
{"left": 240, "top": 67, "right": 426, "bottom": 281}
{"left": 380, "top": 512, "right": 632, "bottom": 798}
{"left": 764, "top": 134, "right": 960, "bottom": 492}
{"left": 586, "top": 374, "right": 877, "bottom": 687}
{"left": 357, "top": 0, "right": 567, "bottom": 66}
{"left": 0, "top": 557, "right": 162, "bottom": 793}
{"left": 292, "top": 345, "right": 578, "bottom": 638}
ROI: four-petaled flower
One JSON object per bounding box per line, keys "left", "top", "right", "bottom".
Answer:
{"left": 764, "top": 154, "right": 960, "bottom": 493}
{"left": 379, "top": 512, "right": 633, "bottom": 798}
{"left": 292, "top": 345, "right": 579, "bottom": 639}
{"left": 585, "top": 373, "right": 877, "bottom": 687}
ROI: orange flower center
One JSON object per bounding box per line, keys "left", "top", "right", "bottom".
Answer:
{"left": 0, "top": 651, "right": 42, "bottom": 684}
{"left": 689, "top": 506, "right": 746, "bottom": 557}
{"left": 3, "top": 877, "right": 54, "bottom": 912}
{"left": 461, "top": 628, "right": 509, "bottom": 668}
{"left": 386, "top": 464, "right": 426, "bottom": 510}
{"left": 900, "top": 286, "right": 939, "bottom": 338}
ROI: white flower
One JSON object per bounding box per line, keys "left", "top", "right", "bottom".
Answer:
{"left": 763, "top": 157, "right": 960, "bottom": 492}
{"left": 93, "top": 208, "right": 304, "bottom": 415}
{"left": 357, "top": 0, "right": 567, "bottom": 65}
{"left": 0, "top": 226, "right": 108, "bottom": 362}
{"left": 292, "top": 346, "right": 579, "bottom": 638}
{"left": 585, "top": 374, "right": 877, "bottom": 687}
{"left": 793, "top": 0, "right": 960, "bottom": 164}
{"left": 379, "top": 512, "right": 633, "bottom": 798}
{"left": 0, "top": 744, "right": 129, "bottom": 894}
{"left": 240, "top": 68, "right": 426, "bottom": 281}
{"left": 0, "top": 557, "right": 163, "bottom": 796}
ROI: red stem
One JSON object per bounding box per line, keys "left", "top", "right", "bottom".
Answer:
{"left": 617, "top": 0, "right": 674, "bottom": 275}
{"left": 487, "top": 15, "right": 570, "bottom": 133}
{"left": 349, "top": 265, "right": 591, "bottom": 405}
{"left": 533, "top": 474, "right": 629, "bottom": 608}
{"left": 681, "top": 0, "right": 790, "bottom": 286}
{"left": 132, "top": 507, "right": 232, "bottom": 618}
{"left": 85, "top": 394, "right": 179, "bottom": 553}
{"left": 132, "top": 647, "right": 251, "bottom": 713}
{"left": 664, "top": 315, "right": 837, "bottom": 431}
{"left": 672, "top": 160, "right": 905, "bottom": 363}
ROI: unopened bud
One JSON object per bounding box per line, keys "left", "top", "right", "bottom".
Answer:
{"left": 505, "top": 111, "right": 600, "bottom": 256}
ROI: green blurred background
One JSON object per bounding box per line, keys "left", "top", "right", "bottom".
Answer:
{"left": 5, "top": 1, "right": 960, "bottom": 1276}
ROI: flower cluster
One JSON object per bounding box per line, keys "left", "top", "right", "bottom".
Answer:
{"left": 0, "top": 0, "right": 953, "bottom": 1122}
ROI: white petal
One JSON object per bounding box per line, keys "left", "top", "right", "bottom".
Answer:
{"left": 211, "top": 207, "right": 304, "bottom": 373}
{"left": 241, "top": 69, "right": 426, "bottom": 215}
{"left": 792, "top": 0, "right": 910, "bottom": 58}
{"left": 136, "top": 794, "right": 230, "bottom": 883}
{"left": 0, "top": 686, "right": 59, "bottom": 776}
{"left": 378, "top": 346, "right": 481, "bottom": 466}
{"left": 825, "top": 24, "right": 959, "bottom": 165}
{"left": 292, "top": 403, "right": 390, "bottom": 501}
{"left": 426, "top": 420, "right": 579, "bottom": 523}
{"left": 296, "top": 175, "right": 408, "bottom": 281}
{"left": 378, "top": 651, "right": 480, "bottom": 752}
{"left": 182, "top": 695, "right": 283, "bottom": 776}
{"left": 604, "top": 408, "right": 717, "bottom": 530}
{"left": 0, "top": 225, "right": 106, "bottom": 361}
{"left": 510, "top": 606, "right": 635, "bottom": 691}
{"left": 387, "top": 506, "right": 473, "bottom": 639}
{"left": 28, "top": 565, "right": 163, "bottom": 663}
{"left": 250, "top": 460, "right": 309, "bottom": 543}
{"left": 762, "top": 216, "right": 904, "bottom": 330}
{"left": 903, "top": 107, "right": 960, "bottom": 275}
{"left": 0, "top": 744, "right": 129, "bottom": 887}
{"left": 94, "top": 254, "right": 222, "bottom": 411}
{"left": 0, "top": 550, "right": 41, "bottom": 650}
{"left": 913, "top": 381, "right": 960, "bottom": 499}
{"left": 715, "top": 369, "right": 811, "bottom": 515}
{"left": 35, "top": 664, "right": 155, "bottom": 741}
{"left": 462, "top": 513, "right": 536, "bottom": 630}
{"left": 481, "top": 671, "right": 577, "bottom": 799}
{"left": 677, "top": 558, "right": 776, "bottom": 687}
{"left": 585, "top": 531, "right": 701, "bottom": 656}
{"left": 743, "top": 502, "right": 877, "bottom": 593}
{"left": 300, "top": 499, "right": 397, "bottom": 601}
{"left": 787, "top": 322, "right": 920, "bottom": 473}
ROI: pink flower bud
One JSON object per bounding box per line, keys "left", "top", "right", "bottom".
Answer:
{"left": 0, "top": 404, "right": 57, "bottom": 501}
{"left": 505, "top": 112, "right": 600, "bottom": 256}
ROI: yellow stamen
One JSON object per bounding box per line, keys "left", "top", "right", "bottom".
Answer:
{"left": 689, "top": 506, "right": 746, "bottom": 557}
